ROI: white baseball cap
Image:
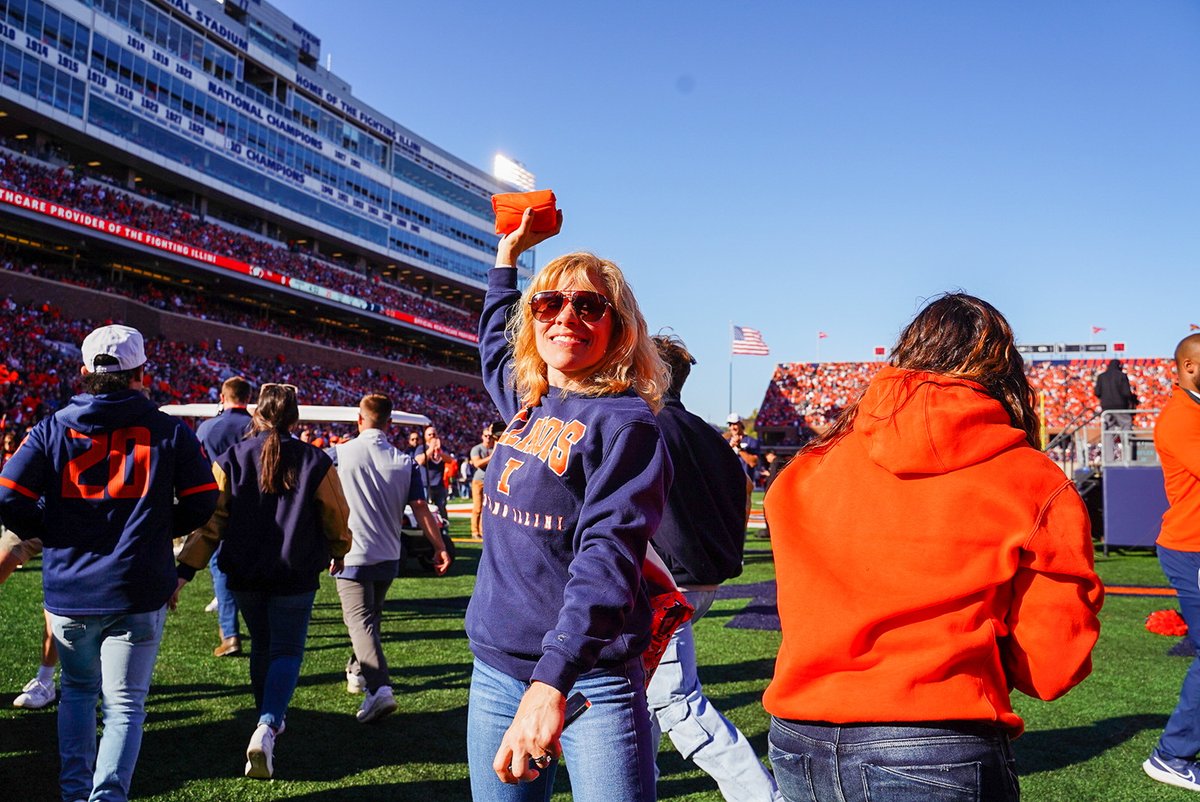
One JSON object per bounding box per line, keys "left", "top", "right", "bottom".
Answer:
{"left": 726, "top": 413, "right": 742, "bottom": 425}
{"left": 81, "top": 324, "right": 146, "bottom": 373}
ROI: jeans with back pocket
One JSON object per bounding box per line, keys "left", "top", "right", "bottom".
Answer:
{"left": 768, "top": 717, "right": 1020, "bottom": 802}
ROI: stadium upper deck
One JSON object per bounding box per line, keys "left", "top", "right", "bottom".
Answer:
{"left": 0, "top": 0, "right": 529, "bottom": 326}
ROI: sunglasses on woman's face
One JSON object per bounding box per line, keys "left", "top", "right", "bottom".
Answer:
{"left": 529, "top": 290, "right": 612, "bottom": 324}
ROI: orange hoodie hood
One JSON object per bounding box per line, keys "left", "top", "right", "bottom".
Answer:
{"left": 857, "top": 365, "right": 1026, "bottom": 476}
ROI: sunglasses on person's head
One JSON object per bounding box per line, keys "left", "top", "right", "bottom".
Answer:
{"left": 261, "top": 383, "right": 298, "bottom": 395}
{"left": 529, "top": 290, "right": 612, "bottom": 323}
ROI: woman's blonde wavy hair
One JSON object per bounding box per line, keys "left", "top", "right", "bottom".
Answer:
{"left": 505, "top": 252, "right": 667, "bottom": 412}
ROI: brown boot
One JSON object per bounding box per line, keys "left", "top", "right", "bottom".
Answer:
{"left": 214, "top": 636, "right": 241, "bottom": 657}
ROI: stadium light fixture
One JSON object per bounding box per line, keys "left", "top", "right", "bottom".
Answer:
{"left": 493, "top": 154, "right": 536, "bottom": 192}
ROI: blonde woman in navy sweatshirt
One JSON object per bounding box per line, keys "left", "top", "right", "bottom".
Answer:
{"left": 467, "top": 208, "right": 672, "bottom": 802}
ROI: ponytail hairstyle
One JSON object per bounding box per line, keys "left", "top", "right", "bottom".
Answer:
{"left": 806, "top": 293, "right": 1040, "bottom": 453}
{"left": 252, "top": 383, "right": 300, "bottom": 494}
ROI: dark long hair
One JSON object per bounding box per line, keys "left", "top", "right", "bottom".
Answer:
{"left": 807, "top": 293, "right": 1040, "bottom": 453}
{"left": 252, "top": 384, "right": 300, "bottom": 494}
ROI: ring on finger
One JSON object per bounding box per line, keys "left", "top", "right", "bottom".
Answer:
{"left": 532, "top": 754, "right": 552, "bottom": 768}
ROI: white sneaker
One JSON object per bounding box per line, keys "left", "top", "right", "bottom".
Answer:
{"left": 1144, "top": 750, "right": 1200, "bottom": 791}
{"left": 356, "top": 685, "right": 397, "bottom": 723}
{"left": 244, "top": 723, "right": 275, "bottom": 779}
{"left": 345, "top": 670, "right": 366, "bottom": 694}
{"left": 204, "top": 597, "right": 219, "bottom": 612}
{"left": 13, "top": 677, "right": 55, "bottom": 709}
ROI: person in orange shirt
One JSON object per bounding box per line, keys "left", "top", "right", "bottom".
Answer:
{"left": 1144, "top": 333, "right": 1200, "bottom": 791}
{"left": 444, "top": 452, "right": 461, "bottom": 499}
{"left": 762, "top": 294, "right": 1103, "bottom": 802}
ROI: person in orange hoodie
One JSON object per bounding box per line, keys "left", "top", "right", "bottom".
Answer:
{"left": 1143, "top": 332, "right": 1200, "bottom": 791}
{"left": 762, "top": 293, "right": 1103, "bottom": 802}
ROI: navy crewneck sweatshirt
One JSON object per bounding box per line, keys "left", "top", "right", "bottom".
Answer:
{"left": 467, "top": 267, "right": 672, "bottom": 693}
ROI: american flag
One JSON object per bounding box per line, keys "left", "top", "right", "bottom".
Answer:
{"left": 731, "top": 326, "right": 770, "bottom": 356}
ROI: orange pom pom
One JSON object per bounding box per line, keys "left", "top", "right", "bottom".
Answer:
{"left": 1147, "top": 609, "right": 1189, "bottom": 637}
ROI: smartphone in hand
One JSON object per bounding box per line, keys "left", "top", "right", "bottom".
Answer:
{"left": 563, "top": 691, "right": 590, "bottom": 729}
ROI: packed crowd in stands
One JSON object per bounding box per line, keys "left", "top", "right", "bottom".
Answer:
{"left": 1027, "top": 358, "right": 1171, "bottom": 430}
{"left": 0, "top": 296, "right": 497, "bottom": 462}
{"left": 758, "top": 362, "right": 883, "bottom": 430}
{"left": 758, "top": 358, "right": 1174, "bottom": 432}
{"left": 0, "top": 146, "right": 481, "bottom": 334}
{"left": 0, "top": 255, "right": 476, "bottom": 372}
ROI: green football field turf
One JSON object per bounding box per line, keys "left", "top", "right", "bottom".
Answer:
{"left": 1, "top": 517, "right": 1197, "bottom": 801}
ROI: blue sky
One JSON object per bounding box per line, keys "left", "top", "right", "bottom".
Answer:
{"left": 283, "top": 0, "right": 1200, "bottom": 424}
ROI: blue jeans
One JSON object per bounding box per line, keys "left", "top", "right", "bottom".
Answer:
{"left": 209, "top": 548, "right": 240, "bottom": 639}
{"left": 768, "top": 718, "right": 1019, "bottom": 802}
{"left": 1157, "top": 546, "right": 1200, "bottom": 759}
{"left": 467, "top": 658, "right": 656, "bottom": 802}
{"left": 648, "top": 589, "right": 779, "bottom": 801}
{"left": 48, "top": 606, "right": 167, "bottom": 802}
{"left": 231, "top": 590, "right": 315, "bottom": 730}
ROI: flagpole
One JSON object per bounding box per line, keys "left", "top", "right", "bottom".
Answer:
{"left": 728, "top": 321, "right": 733, "bottom": 416}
